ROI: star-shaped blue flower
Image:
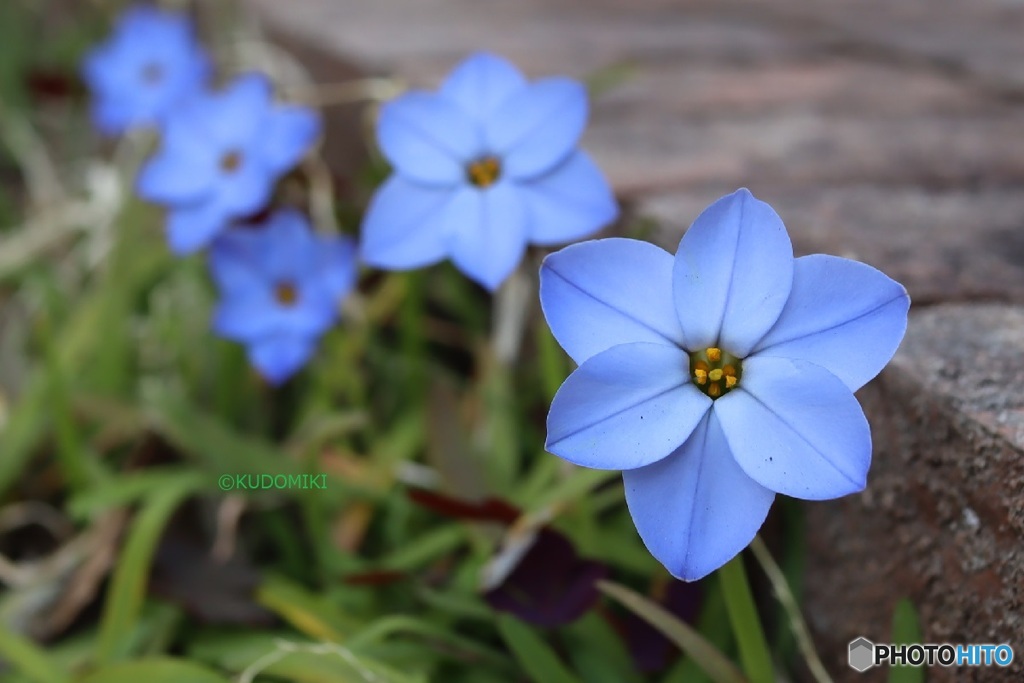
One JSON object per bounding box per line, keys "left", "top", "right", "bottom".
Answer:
{"left": 361, "top": 52, "right": 618, "bottom": 291}
{"left": 137, "top": 74, "right": 321, "bottom": 254}
{"left": 82, "top": 5, "right": 211, "bottom": 136}
{"left": 209, "top": 209, "right": 357, "bottom": 385}
{"left": 540, "top": 188, "right": 910, "bottom": 581}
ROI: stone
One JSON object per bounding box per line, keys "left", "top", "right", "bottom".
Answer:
{"left": 803, "top": 304, "right": 1024, "bottom": 682}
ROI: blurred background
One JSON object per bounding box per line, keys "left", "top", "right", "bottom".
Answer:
{"left": 1, "top": 0, "right": 1022, "bottom": 682}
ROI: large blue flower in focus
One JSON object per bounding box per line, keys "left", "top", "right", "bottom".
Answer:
{"left": 361, "top": 52, "right": 618, "bottom": 291}
{"left": 209, "top": 209, "right": 357, "bottom": 385}
{"left": 540, "top": 188, "right": 910, "bottom": 581}
{"left": 137, "top": 74, "right": 321, "bottom": 254}
{"left": 82, "top": 5, "right": 211, "bottom": 136}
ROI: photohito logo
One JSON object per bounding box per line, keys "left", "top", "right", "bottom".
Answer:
{"left": 849, "top": 637, "right": 1014, "bottom": 671}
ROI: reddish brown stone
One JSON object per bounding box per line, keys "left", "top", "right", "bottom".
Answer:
{"left": 802, "top": 304, "right": 1024, "bottom": 682}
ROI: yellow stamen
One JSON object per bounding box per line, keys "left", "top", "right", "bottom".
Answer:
{"left": 694, "top": 369, "right": 708, "bottom": 385}
{"left": 725, "top": 375, "right": 738, "bottom": 389}
{"left": 708, "top": 383, "right": 722, "bottom": 398}
{"left": 706, "top": 347, "right": 722, "bottom": 362}
{"left": 723, "top": 365, "right": 736, "bottom": 377}
{"left": 708, "top": 368, "right": 724, "bottom": 382}
{"left": 275, "top": 282, "right": 298, "bottom": 306}
{"left": 467, "top": 156, "right": 501, "bottom": 188}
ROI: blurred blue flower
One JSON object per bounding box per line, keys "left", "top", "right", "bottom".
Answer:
{"left": 361, "top": 52, "right": 618, "bottom": 291}
{"left": 137, "top": 74, "right": 321, "bottom": 254}
{"left": 208, "top": 209, "right": 357, "bottom": 385}
{"left": 540, "top": 188, "right": 910, "bottom": 581}
{"left": 82, "top": 5, "right": 211, "bottom": 136}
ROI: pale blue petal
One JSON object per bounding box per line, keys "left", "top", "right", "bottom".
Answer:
{"left": 202, "top": 74, "right": 272, "bottom": 145}
{"left": 257, "top": 209, "right": 318, "bottom": 280}
{"left": 136, "top": 148, "right": 215, "bottom": 204}
{"left": 209, "top": 230, "right": 265, "bottom": 294}
{"left": 485, "top": 77, "right": 587, "bottom": 179}
{"left": 220, "top": 161, "right": 274, "bottom": 216}
{"left": 359, "top": 176, "right": 453, "bottom": 270}
{"left": 520, "top": 151, "right": 618, "bottom": 246}
{"left": 751, "top": 255, "right": 910, "bottom": 391}
{"left": 439, "top": 52, "right": 527, "bottom": 120}
{"left": 261, "top": 106, "right": 321, "bottom": 174}
{"left": 714, "top": 356, "right": 871, "bottom": 500}
{"left": 539, "top": 238, "right": 685, "bottom": 365}
{"left": 166, "top": 200, "right": 229, "bottom": 254}
{"left": 624, "top": 411, "right": 775, "bottom": 581}
{"left": 316, "top": 236, "right": 359, "bottom": 300}
{"left": 672, "top": 188, "right": 793, "bottom": 356}
{"left": 377, "top": 92, "right": 482, "bottom": 185}
{"left": 249, "top": 334, "right": 316, "bottom": 385}
{"left": 447, "top": 183, "right": 527, "bottom": 291}
{"left": 546, "top": 342, "right": 711, "bottom": 470}
{"left": 212, "top": 291, "right": 276, "bottom": 341}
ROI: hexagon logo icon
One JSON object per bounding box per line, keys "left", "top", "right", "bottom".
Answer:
{"left": 849, "top": 637, "right": 875, "bottom": 672}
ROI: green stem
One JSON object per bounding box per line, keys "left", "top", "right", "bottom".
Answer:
{"left": 719, "top": 553, "right": 774, "bottom": 683}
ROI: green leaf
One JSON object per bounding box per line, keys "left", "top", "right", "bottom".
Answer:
{"left": 888, "top": 599, "right": 925, "bottom": 683}
{"left": 597, "top": 580, "right": 746, "bottom": 683}
{"left": 78, "top": 658, "right": 229, "bottom": 683}
{"left": 96, "top": 481, "right": 200, "bottom": 663}
{"left": 0, "top": 626, "right": 71, "bottom": 683}
{"left": 718, "top": 556, "right": 773, "bottom": 683}
{"left": 256, "top": 575, "right": 361, "bottom": 643}
{"left": 496, "top": 615, "right": 582, "bottom": 683}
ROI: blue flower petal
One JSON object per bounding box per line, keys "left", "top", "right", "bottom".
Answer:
{"left": 714, "top": 356, "right": 871, "bottom": 500}
{"left": 546, "top": 342, "right": 711, "bottom": 470}
{"left": 209, "top": 231, "right": 265, "bottom": 294}
{"left": 359, "top": 176, "right": 452, "bottom": 270}
{"left": 200, "top": 74, "right": 272, "bottom": 145}
{"left": 751, "top": 255, "right": 910, "bottom": 391}
{"left": 258, "top": 209, "right": 321, "bottom": 280}
{"left": 378, "top": 92, "right": 482, "bottom": 185}
{"left": 262, "top": 106, "right": 321, "bottom": 174}
{"left": 447, "top": 183, "right": 528, "bottom": 291}
{"left": 316, "top": 236, "right": 359, "bottom": 300}
{"left": 672, "top": 188, "right": 794, "bottom": 357}
{"left": 624, "top": 411, "right": 775, "bottom": 581}
{"left": 249, "top": 334, "right": 316, "bottom": 385}
{"left": 439, "top": 52, "right": 527, "bottom": 120}
{"left": 540, "top": 238, "right": 685, "bottom": 365}
{"left": 213, "top": 290, "right": 276, "bottom": 341}
{"left": 220, "top": 161, "right": 275, "bottom": 216}
{"left": 520, "top": 151, "right": 617, "bottom": 246}
{"left": 166, "top": 200, "right": 229, "bottom": 254}
{"left": 136, "top": 146, "right": 215, "bottom": 204}
{"left": 485, "top": 77, "right": 587, "bottom": 179}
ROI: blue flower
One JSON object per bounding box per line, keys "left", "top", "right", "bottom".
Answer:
{"left": 361, "top": 52, "right": 618, "bottom": 291}
{"left": 540, "top": 188, "right": 910, "bottom": 581}
{"left": 208, "top": 209, "right": 357, "bottom": 385}
{"left": 137, "top": 74, "right": 321, "bottom": 254}
{"left": 82, "top": 5, "right": 211, "bottom": 136}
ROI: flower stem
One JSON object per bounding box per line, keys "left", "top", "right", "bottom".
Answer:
{"left": 719, "top": 553, "right": 774, "bottom": 683}
{"left": 750, "top": 536, "right": 833, "bottom": 683}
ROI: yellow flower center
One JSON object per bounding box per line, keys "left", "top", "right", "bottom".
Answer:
{"left": 275, "top": 282, "right": 299, "bottom": 306}
{"left": 690, "top": 346, "right": 742, "bottom": 398}
{"left": 220, "top": 150, "right": 243, "bottom": 174}
{"left": 466, "top": 156, "right": 501, "bottom": 188}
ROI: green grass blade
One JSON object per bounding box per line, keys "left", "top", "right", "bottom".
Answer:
{"left": 95, "top": 481, "right": 201, "bottom": 664}
{"left": 0, "top": 626, "right": 72, "bottom": 683}
{"left": 719, "top": 556, "right": 773, "bottom": 683}
{"left": 598, "top": 580, "right": 746, "bottom": 683}
{"left": 496, "top": 615, "right": 582, "bottom": 683}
